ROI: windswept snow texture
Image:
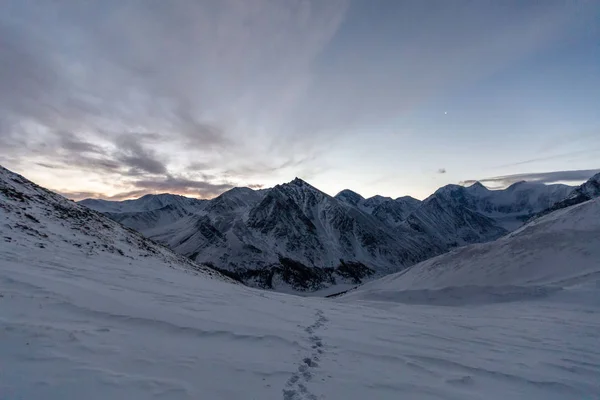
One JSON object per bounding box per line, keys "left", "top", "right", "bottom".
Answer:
{"left": 343, "top": 198, "right": 600, "bottom": 305}
{"left": 1, "top": 166, "right": 600, "bottom": 399}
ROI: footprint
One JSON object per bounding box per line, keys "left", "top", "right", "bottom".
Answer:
{"left": 282, "top": 310, "right": 328, "bottom": 399}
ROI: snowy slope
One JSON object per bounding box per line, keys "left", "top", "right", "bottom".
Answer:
{"left": 535, "top": 172, "right": 600, "bottom": 217}
{"left": 2, "top": 167, "right": 600, "bottom": 399}
{"left": 0, "top": 166, "right": 226, "bottom": 281}
{"left": 578, "top": 172, "right": 600, "bottom": 198}
{"left": 343, "top": 198, "right": 600, "bottom": 304}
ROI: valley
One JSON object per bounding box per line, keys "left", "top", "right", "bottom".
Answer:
{"left": 1, "top": 165, "right": 599, "bottom": 399}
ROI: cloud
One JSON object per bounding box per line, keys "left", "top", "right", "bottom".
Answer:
{"left": 36, "top": 163, "right": 62, "bottom": 170}
{"left": 437, "top": 168, "right": 447, "bottom": 174}
{"left": 69, "top": 156, "right": 122, "bottom": 173}
{"left": 460, "top": 169, "right": 600, "bottom": 188}
{"left": 1, "top": 0, "right": 596, "bottom": 200}
{"left": 56, "top": 131, "right": 105, "bottom": 154}
{"left": 132, "top": 175, "right": 233, "bottom": 194}
{"left": 58, "top": 191, "right": 108, "bottom": 201}
{"left": 59, "top": 174, "right": 239, "bottom": 201}
{"left": 113, "top": 135, "right": 167, "bottom": 175}
{"left": 58, "top": 189, "right": 153, "bottom": 202}
{"left": 247, "top": 184, "right": 265, "bottom": 190}
{"left": 0, "top": 0, "right": 349, "bottom": 196}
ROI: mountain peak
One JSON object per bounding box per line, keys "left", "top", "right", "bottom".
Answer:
{"left": 433, "top": 184, "right": 463, "bottom": 196}
{"left": 283, "top": 177, "right": 323, "bottom": 193}
{"left": 218, "top": 186, "right": 256, "bottom": 198}
{"left": 577, "top": 171, "right": 600, "bottom": 198}
{"left": 335, "top": 189, "right": 365, "bottom": 206}
{"left": 506, "top": 180, "right": 538, "bottom": 191}
{"left": 336, "top": 189, "right": 363, "bottom": 198}
{"left": 470, "top": 181, "right": 487, "bottom": 189}
{"left": 465, "top": 181, "right": 489, "bottom": 195}
{"left": 367, "top": 195, "right": 392, "bottom": 202}
{"left": 290, "top": 177, "right": 308, "bottom": 186}
{"left": 396, "top": 195, "right": 420, "bottom": 202}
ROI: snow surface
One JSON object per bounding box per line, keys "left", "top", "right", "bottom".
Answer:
{"left": 2, "top": 167, "right": 600, "bottom": 399}
{"left": 2, "top": 244, "right": 600, "bottom": 399}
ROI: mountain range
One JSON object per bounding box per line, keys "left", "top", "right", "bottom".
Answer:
{"left": 4, "top": 164, "right": 599, "bottom": 399}
{"left": 77, "top": 172, "right": 599, "bottom": 291}
{"left": 343, "top": 194, "right": 600, "bottom": 304}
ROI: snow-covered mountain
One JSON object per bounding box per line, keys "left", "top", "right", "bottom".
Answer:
{"left": 335, "top": 190, "right": 421, "bottom": 227}
{"left": 535, "top": 172, "right": 600, "bottom": 217}
{"left": 334, "top": 189, "right": 365, "bottom": 207}
{"left": 577, "top": 172, "right": 600, "bottom": 198}
{"left": 404, "top": 193, "right": 508, "bottom": 248}
{"left": 79, "top": 177, "right": 576, "bottom": 291}
{"left": 146, "top": 179, "right": 444, "bottom": 291}
{"left": 343, "top": 197, "right": 600, "bottom": 304}
{"left": 0, "top": 165, "right": 227, "bottom": 282}
{"left": 426, "top": 181, "right": 572, "bottom": 230}
{"left": 4, "top": 166, "right": 599, "bottom": 399}
{"left": 79, "top": 193, "right": 206, "bottom": 214}
{"left": 81, "top": 178, "right": 511, "bottom": 291}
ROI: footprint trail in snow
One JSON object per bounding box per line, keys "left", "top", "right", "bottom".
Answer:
{"left": 283, "top": 309, "right": 328, "bottom": 400}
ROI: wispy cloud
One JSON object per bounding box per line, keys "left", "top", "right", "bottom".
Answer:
{"left": 132, "top": 176, "right": 233, "bottom": 194}
{"left": 461, "top": 169, "right": 600, "bottom": 188}
{"left": 59, "top": 175, "right": 239, "bottom": 201}
{"left": 1, "top": 0, "right": 596, "bottom": 200}
{"left": 0, "top": 0, "right": 348, "bottom": 195}
{"left": 113, "top": 136, "right": 167, "bottom": 175}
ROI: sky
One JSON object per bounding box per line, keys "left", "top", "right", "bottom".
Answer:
{"left": 1, "top": 0, "right": 599, "bottom": 201}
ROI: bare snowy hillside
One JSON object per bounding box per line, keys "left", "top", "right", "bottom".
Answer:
{"left": 343, "top": 198, "right": 600, "bottom": 304}
{"left": 1, "top": 165, "right": 599, "bottom": 399}
{"left": 0, "top": 166, "right": 226, "bottom": 281}
{"left": 534, "top": 172, "right": 600, "bottom": 218}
